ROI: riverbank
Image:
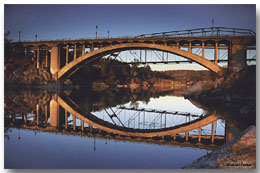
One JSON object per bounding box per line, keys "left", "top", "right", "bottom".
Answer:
{"left": 182, "top": 65, "right": 256, "bottom": 169}
{"left": 184, "top": 65, "right": 256, "bottom": 124}
{"left": 182, "top": 125, "right": 256, "bottom": 169}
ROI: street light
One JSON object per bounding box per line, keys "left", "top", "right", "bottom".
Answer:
{"left": 96, "top": 25, "right": 98, "bottom": 39}
{"left": 18, "top": 30, "right": 21, "bottom": 42}
{"left": 108, "top": 30, "right": 110, "bottom": 38}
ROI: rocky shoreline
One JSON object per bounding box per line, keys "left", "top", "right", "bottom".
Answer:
{"left": 182, "top": 66, "right": 256, "bottom": 169}
{"left": 182, "top": 125, "right": 256, "bottom": 169}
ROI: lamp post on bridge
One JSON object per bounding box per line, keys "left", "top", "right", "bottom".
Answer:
{"left": 18, "top": 30, "right": 21, "bottom": 42}
{"left": 108, "top": 30, "right": 110, "bottom": 38}
{"left": 96, "top": 25, "right": 98, "bottom": 39}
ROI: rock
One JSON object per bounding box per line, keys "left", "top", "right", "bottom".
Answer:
{"left": 182, "top": 126, "right": 256, "bottom": 169}
{"left": 239, "top": 105, "right": 250, "bottom": 115}
{"left": 225, "top": 95, "right": 231, "bottom": 102}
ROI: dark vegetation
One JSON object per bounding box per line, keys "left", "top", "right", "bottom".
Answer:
{"left": 70, "top": 58, "right": 175, "bottom": 86}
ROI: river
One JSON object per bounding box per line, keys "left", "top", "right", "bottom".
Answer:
{"left": 4, "top": 88, "right": 244, "bottom": 169}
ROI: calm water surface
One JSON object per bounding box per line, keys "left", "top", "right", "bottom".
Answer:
{"left": 4, "top": 89, "right": 231, "bottom": 169}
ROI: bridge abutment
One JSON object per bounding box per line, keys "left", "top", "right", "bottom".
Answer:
{"left": 228, "top": 44, "right": 247, "bottom": 72}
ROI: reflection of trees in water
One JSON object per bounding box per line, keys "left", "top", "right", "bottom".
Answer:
{"left": 4, "top": 89, "right": 52, "bottom": 115}
{"left": 69, "top": 87, "right": 174, "bottom": 112}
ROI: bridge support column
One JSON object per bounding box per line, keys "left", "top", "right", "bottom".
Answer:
{"left": 228, "top": 44, "right": 247, "bottom": 72}
{"left": 50, "top": 99, "right": 59, "bottom": 128}
{"left": 176, "top": 42, "right": 180, "bottom": 49}
{"left": 198, "top": 127, "right": 201, "bottom": 143}
{"left": 90, "top": 44, "right": 94, "bottom": 52}
{"left": 202, "top": 42, "right": 205, "bottom": 58}
{"left": 81, "top": 121, "right": 84, "bottom": 131}
{"left": 173, "top": 134, "right": 176, "bottom": 140}
{"left": 82, "top": 44, "right": 85, "bottom": 56}
{"left": 73, "top": 115, "right": 76, "bottom": 130}
{"left": 66, "top": 45, "right": 69, "bottom": 65}
{"left": 185, "top": 131, "right": 189, "bottom": 141}
{"left": 24, "top": 47, "right": 28, "bottom": 57}
{"left": 189, "top": 42, "right": 192, "bottom": 53}
{"left": 45, "top": 50, "right": 49, "bottom": 68}
{"left": 24, "top": 114, "right": 27, "bottom": 123}
{"left": 37, "top": 47, "right": 40, "bottom": 69}
{"left": 211, "top": 121, "right": 215, "bottom": 143}
{"left": 50, "top": 46, "right": 60, "bottom": 77}
{"left": 215, "top": 42, "right": 218, "bottom": 64}
{"left": 65, "top": 110, "right": 68, "bottom": 130}
{"left": 74, "top": 45, "right": 77, "bottom": 60}
{"left": 45, "top": 105, "right": 48, "bottom": 121}
{"left": 36, "top": 104, "right": 40, "bottom": 125}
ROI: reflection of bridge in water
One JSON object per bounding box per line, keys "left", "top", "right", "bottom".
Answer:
{"left": 5, "top": 94, "right": 236, "bottom": 150}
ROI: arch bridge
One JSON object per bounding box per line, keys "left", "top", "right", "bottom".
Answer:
{"left": 5, "top": 93, "right": 232, "bottom": 150}
{"left": 10, "top": 27, "right": 256, "bottom": 81}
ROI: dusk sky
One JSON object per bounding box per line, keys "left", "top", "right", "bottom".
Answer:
{"left": 5, "top": 4, "right": 256, "bottom": 41}
{"left": 4, "top": 4, "right": 256, "bottom": 70}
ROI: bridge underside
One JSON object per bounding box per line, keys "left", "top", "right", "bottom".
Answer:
{"left": 56, "top": 43, "right": 223, "bottom": 81}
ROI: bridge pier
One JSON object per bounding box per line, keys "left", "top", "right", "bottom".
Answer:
{"left": 50, "top": 99, "right": 59, "bottom": 128}
{"left": 228, "top": 44, "right": 247, "bottom": 72}
{"left": 50, "top": 46, "right": 60, "bottom": 77}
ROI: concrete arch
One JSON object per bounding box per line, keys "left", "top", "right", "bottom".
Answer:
{"left": 57, "top": 43, "right": 222, "bottom": 80}
{"left": 57, "top": 95, "right": 220, "bottom": 138}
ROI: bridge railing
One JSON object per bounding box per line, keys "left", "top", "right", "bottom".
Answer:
{"left": 11, "top": 27, "right": 255, "bottom": 44}
{"left": 135, "top": 27, "right": 256, "bottom": 38}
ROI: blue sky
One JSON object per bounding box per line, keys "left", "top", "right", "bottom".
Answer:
{"left": 4, "top": 4, "right": 256, "bottom": 70}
